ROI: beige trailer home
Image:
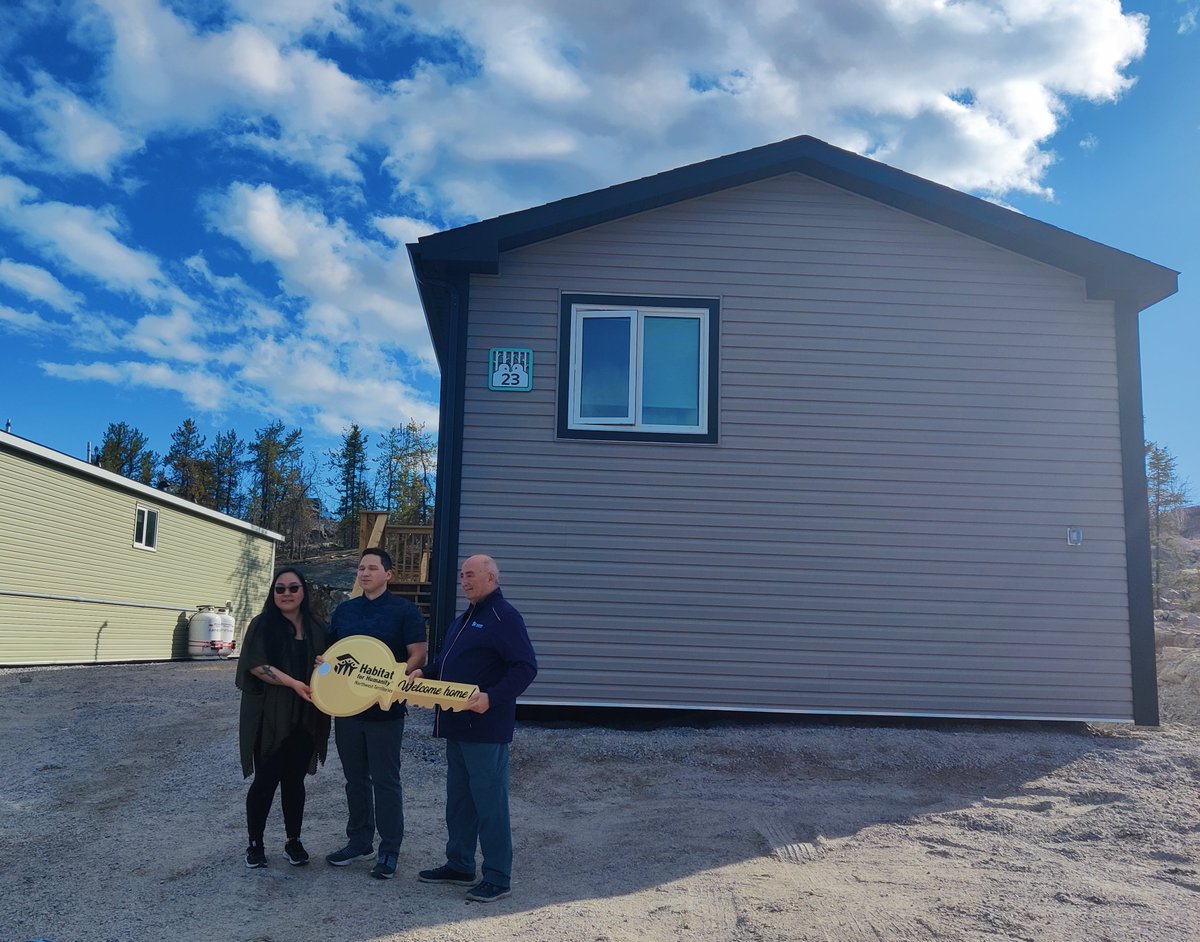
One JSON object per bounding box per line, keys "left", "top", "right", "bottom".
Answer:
{"left": 0, "top": 430, "right": 281, "bottom": 665}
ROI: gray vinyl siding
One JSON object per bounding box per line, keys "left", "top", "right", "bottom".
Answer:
{"left": 454, "top": 172, "right": 1132, "bottom": 720}
{"left": 0, "top": 443, "right": 277, "bottom": 665}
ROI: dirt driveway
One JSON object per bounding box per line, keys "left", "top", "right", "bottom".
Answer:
{"left": 2, "top": 642, "right": 1199, "bottom": 942}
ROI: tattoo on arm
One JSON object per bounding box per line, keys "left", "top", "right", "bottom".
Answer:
{"left": 259, "top": 665, "right": 277, "bottom": 681}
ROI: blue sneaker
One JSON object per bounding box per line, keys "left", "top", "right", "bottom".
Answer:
{"left": 370, "top": 852, "right": 398, "bottom": 880}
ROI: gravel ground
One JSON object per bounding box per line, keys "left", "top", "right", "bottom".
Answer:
{"left": 2, "top": 631, "right": 1199, "bottom": 942}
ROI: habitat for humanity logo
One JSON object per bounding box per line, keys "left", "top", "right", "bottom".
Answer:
{"left": 334, "top": 653, "right": 360, "bottom": 676}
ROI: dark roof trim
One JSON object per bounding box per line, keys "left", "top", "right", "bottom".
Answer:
{"left": 409, "top": 134, "right": 1177, "bottom": 315}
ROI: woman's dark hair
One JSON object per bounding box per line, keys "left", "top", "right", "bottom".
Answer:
{"left": 261, "top": 567, "right": 316, "bottom": 630}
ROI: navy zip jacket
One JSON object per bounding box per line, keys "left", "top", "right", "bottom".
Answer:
{"left": 426, "top": 588, "right": 537, "bottom": 743}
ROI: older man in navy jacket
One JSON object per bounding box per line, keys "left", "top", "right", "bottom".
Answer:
{"left": 410, "top": 554, "right": 537, "bottom": 902}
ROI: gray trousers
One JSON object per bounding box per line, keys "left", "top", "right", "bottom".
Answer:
{"left": 334, "top": 714, "right": 406, "bottom": 855}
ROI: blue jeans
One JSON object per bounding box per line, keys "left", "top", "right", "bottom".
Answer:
{"left": 334, "top": 715, "right": 406, "bottom": 855}
{"left": 445, "top": 740, "right": 512, "bottom": 888}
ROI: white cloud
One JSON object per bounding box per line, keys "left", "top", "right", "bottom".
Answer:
{"left": 0, "top": 174, "right": 38, "bottom": 206}
{"left": 224, "top": 0, "right": 354, "bottom": 38}
{"left": 223, "top": 24, "right": 295, "bottom": 97}
{"left": 125, "top": 360, "right": 227, "bottom": 409}
{"left": 468, "top": 10, "right": 589, "bottom": 104}
{"left": 189, "top": 182, "right": 441, "bottom": 432}
{"left": 0, "top": 0, "right": 1149, "bottom": 255}
{"left": 0, "top": 303, "right": 55, "bottom": 335}
{"left": 128, "top": 308, "right": 209, "bottom": 363}
{"left": 0, "top": 174, "right": 181, "bottom": 304}
{"left": 206, "top": 182, "right": 433, "bottom": 355}
{"left": 233, "top": 335, "right": 439, "bottom": 435}
{"left": 26, "top": 0, "right": 1145, "bottom": 211}
{"left": 41, "top": 358, "right": 227, "bottom": 410}
{"left": 64, "top": 309, "right": 126, "bottom": 353}
{"left": 0, "top": 181, "right": 437, "bottom": 437}
{"left": 0, "top": 128, "right": 26, "bottom": 166}
{"left": 375, "top": 0, "right": 1148, "bottom": 215}
{"left": 89, "top": 0, "right": 383, "bottom": 180}
{"left": 0, "top": 287, "right": 126, "bottom": 351}
{"left": 371, "top": 215, "right": 438, "bottom": 246}
{"left": 183, "top": 252, "right": 256, "bottom": 298}
{"left": 0, "top": 258, "right": 83, "bottom": 311}
{"left": 40, "top": 360, "right": 123, "bottom": 383}
{"left": 28, "top": 73, "right": 139, "bottom": 178}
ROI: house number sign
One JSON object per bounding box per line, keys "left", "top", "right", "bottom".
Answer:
{"left": 489, "top": 347, "right": 533, "bottom": 391}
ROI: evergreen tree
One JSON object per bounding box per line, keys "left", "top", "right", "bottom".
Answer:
{"left": 375, "top": 419, "right": 436, "bottom": 524}
{"left": 276, "top": 460, "right": 320, "bottom": 559}
{"left": 164, "top": 418, "right": 213, "bottom": 504}
{"left": 96, "top": 421, "right": 159, "bottom": 485}
{"left": 206, "top": 429, "right": 247, "bottom": 517}
{"left": 403, "top": 418, "right": 436, "bottom": 525}
{"left": 247, "top": 421, "right": 305, "bottom": 533}
{"left": 375, "top": 426, "right": 403, "bottom": 519}
{"left": 330, "top": 424, "right": 372, "bottom": 548}
{"left": 1146, "top": 441, "right": 1191, "bottom": 610}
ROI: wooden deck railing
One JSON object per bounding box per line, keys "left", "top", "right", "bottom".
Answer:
{"left": 357, "top": 511, "right": 433, "bottom": 621}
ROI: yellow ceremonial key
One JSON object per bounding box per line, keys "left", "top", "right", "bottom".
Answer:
{"left": 311, "top": 635, "right": 478, "bottom": 718}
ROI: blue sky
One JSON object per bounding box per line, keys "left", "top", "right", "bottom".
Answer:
{"left": 1, "top": 0, "right": 1196, "bottom": 499}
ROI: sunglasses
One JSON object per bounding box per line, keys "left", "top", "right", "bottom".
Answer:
{"left": 273, "top": 583, "right": 303, "bottom": 595}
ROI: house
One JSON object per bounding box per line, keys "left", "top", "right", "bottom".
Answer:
{"left": 407, "top": 135, "right": 1178, "bottom": 724}
{"left": 0, "top": 430, "right": 282, "bottom": 665}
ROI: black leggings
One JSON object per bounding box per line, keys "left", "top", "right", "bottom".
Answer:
{"left": 246, "top": 730, "right": 314, "bottom": 843}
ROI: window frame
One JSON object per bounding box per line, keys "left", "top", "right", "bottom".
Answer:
{"left": 558, "top": 293, "right": 720, "bottom": 443}
{"left": 133, "top": 505, "right": 159, "bottom": 551}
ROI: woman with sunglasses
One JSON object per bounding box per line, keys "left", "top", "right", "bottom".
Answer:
{"left": 235, "top": 568, "right": 331, "bottom": 868}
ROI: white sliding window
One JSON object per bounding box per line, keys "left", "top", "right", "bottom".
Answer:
{"left": 568, "top": 303, "right": 711, "bottom": 435}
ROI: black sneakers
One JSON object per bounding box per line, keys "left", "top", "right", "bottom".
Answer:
{"left": 284, "top": 839, "right": 309, "bottom": 866}
{"left": 417, "top": 863, "right": 505, "bottom": 901}
{"left": 465, "top": 880, "right": 511, "bottom": 902}
{"left": 325, "top": 844, "right": 375, "bottom": 866}
{"left": 245, "top": 842, "right": 266, "bottom": 869}
{"left": 417, "top": 864, "right": 479, "bottom": 886}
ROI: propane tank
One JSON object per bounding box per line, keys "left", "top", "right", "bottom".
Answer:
{"left": 187, "top": 606, "right": 224, "bottom": 659}
{"left": 218, "top": 605, "right": 237, "bottom": 657}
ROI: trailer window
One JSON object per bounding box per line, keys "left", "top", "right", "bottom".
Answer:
{"left": 134, "top": 505, "right": 159, "bottom": 550}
